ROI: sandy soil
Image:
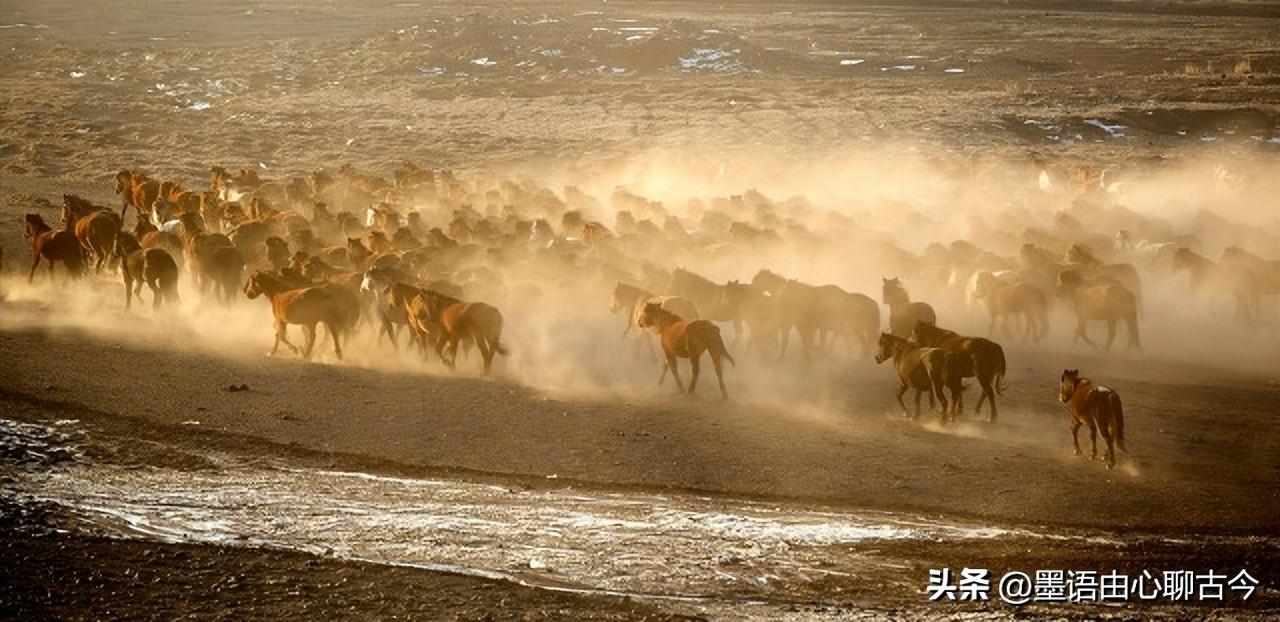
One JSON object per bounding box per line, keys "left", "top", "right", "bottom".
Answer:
{"left": 2, "top": 0, "right": 1279, "bottom": 618}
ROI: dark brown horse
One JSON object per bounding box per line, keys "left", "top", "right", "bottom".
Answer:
{"left": 1059, "top": 369, "right": 1125, "bottom": 469}
{"left": 882, "top": 277, "right": 936, "bottom": 338}
{"left": 112, "top": 231, "right": 179, "bottom": 311}
{"left": 874, "top": 333, "right": 954, "bottom": 421}
{"left": 62, "top": 194, "right": 122, "bottom": 273}
{"left": 23, "top": 214, "right": 83, "bottom": 283}
{"left": 910, "top": 321, "right": 1006, "bottom": 421}
{"left": 637, "top": 302, "right": 735, "bottom": 399}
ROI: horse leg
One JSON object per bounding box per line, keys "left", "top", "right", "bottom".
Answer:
{"left": 776, "top": 327, "right": 791, "bottom": 363}
{"left": 1071, "top": 420, "right": 1082, "bottom": 455}
{"left": 666, "top": 354, "right": 685, "bottom": 393}
{"left": 275, "top": 320, "right": 299, "bottom": 355}
{"left": 28, "top": 252, "right": 42, "bottom": 284}
{"left": 123, "top": 276, "right": 133, "bottom": 310}
{"left": 477, "top": 335, "right": 493, "bottom": 374}
{"left": 1104, "top": 319, "right": 1117, "bottom": 351}
{"left": 913, "top": 388, "right": 923, "bottom": 420}
{"left": 148, "top": 279, "right": 162, "bottom": 311}
{"left": 896, "top": 383, "right": 910, "bottom": 417}
{"left": 1101, "top": 426, "right": 1115, "bottom": 469}
{"left": 1088, "top": 421, "right": 1098, "bottom": 460}
{"left": 328, "top": 321, "right": 343, "bottom": 360}
{"left": 973, "top": 379, "right": 988, "bottom": 414}
{"left": 301, "top": 324, "right": 317, "bottom": 360}
{"left": 687, "top": 350, "right": 702, "bottom": 396}
{"left": 712, "top": 352, "right": 728, "bottom": 400}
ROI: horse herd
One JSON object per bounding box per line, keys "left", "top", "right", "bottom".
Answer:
{"left": 14, "top": 163, "right": 1278, "bottom": 469}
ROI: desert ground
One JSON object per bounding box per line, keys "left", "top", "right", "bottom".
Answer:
{"left": 2, "top": 0, "right": 1279, "bottom": 619}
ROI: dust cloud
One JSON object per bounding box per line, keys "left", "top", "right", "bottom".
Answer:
{"left": 4, "top": 141, "right": 1277, "bottom": 422}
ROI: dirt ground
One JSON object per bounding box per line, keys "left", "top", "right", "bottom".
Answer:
{"left": 2, "top": 0, "right": 1279, "bottom": 618}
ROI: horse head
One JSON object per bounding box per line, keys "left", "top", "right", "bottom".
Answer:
{"left": 1059, "top": 369, "right": 1081, "bottom": 403}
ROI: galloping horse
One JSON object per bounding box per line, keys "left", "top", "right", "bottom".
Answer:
{"left": 112, "top": 231, "right": 179, "bottom": 311}
{"left": 244, "top": 271, "right": 353, "bottom": 361}
{"left": 62, "top": 194, "right": 122, "bottom": 273}
{"left": 637, "top": 302, "right": 735, "bottom": 399}
{"left": 1059, "top": 369, "right": 1126, "bottom": 469}
{"left": 23, "top": 214, "right": 83, "bottom": 283}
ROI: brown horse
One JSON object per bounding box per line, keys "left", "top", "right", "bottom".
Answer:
{"left": 1059, "top": 369, "right": 1126, "bottom": 469}
{"left": 388, "top": 284, "right": 508, "bottom": 373}
{"left": 179, "top": 212, "right": 244, "bottom": 304}
{"left": 23, "top": 213, "right": 83, "bottom": 283}
{"left": 973, "top": 274, "right": 1049, "bottom": 343}
{"left": 1057, "top": 270, "right": 1141, "bottom": 350}
{"left": 637, "top": 302, "right": 735, "bottom": 399}
{"left": 244, "top": 271, "right": 352, "bottom": 361}
{"left": 882, "top": 277, "right": 937, "bottom": 338}
{"left": 910, "top": 321, "right": 1006, "bottom": 421}
{"left": 424, "top": 289, "right": 508, "bottom": 373}
{"left": 62, "top": 194, "right": 122, "bottom": 273}
{"left": 112, "top": 231, "right": 179, "bottom": 311}
{"left": 1174, "top": 247, "right": 1260, "bottom": 322}
{"left": 874, "top": 333, "right": 954, "bottom": 421}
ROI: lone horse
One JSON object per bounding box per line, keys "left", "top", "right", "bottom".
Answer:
{"left": 1059, "top": 369, "right": 1126, "bottom": 469}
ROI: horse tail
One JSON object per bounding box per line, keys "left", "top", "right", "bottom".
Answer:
{"left": 1111, "top": 392, "right": 1126, "bottom": 452}
{"left": 488, "top": 306, "right": 509, "bottom": 356}
{"left": 710, "top": 323, "right": 735, "bottom": 367}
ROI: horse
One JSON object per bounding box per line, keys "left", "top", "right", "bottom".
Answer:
{"left": 882, "top": 277, "right": 937, "bottom": 337}
{"left": 1063, "top": 243, "right": 1143, "bottom": 310}
{"left": 23, "top": 213, "right": 83, "bottom": 283}
{"left": 1173, "top": 248, "right": 1260, "bottom": 323}
{"left": 179, "top": 212, "right": 244, "bottom": 304}
{"left": 388, "top": 285, "right": 507, "bottom": 373}
{"left": 1057, "top": 270, "right": 1141, "bottom": 350}
{"left": 874, "top": 333, "right": 955, "bottom": 422}
{"left": 964, "top": 269, "right": 1017, "bottom": 313}
{"left": 62, "top": 194, "right": 121, "bottom": 273}
{"left": 910, "top": 321, "right": 1006, "bottom": 422}
{"left": 112, "top": 231, "right": 179, "bottom": 311}
{"left": 1059, "top": 369, "right": 1126, "bottom": 469}
{"left": 721, "top": 281, "right": 787, "bottom": 359}
{"left": 637, "top": 302, "right": 735, "bottom": 399}
{"left": 265, "top": 236, "right": 291, "bottom": 271}
{"left": 243, "top": 271, "right": 353, "bottom": 361}
{"left": 360, "top": 268, "right": 410, "bottom": 350}
{"left": 973, "top": 275, "right": 1049, "bottom": 343}
{"left": 421, "top": 289, "right": 508, "bottom": 373}
{"left": 1220, "top": 246, "right": 1280, "bottom": 296}
{"left": 665, "top": 268, "right": 739, "bottom": 335}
